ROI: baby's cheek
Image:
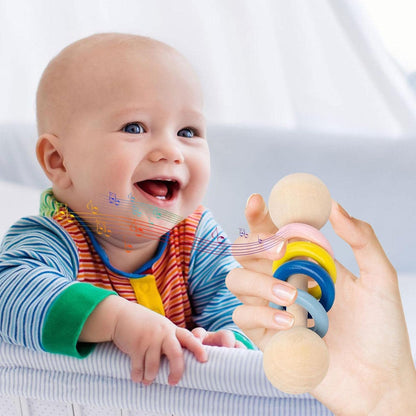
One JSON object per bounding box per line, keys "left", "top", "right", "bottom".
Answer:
{"left": 194, "top": 155, "right": 210, "bottom": 187}
{"left": 188, "top": 173, "right": 209, "bottom": 203}
{"left": 106, "top": 158, "right": 134, "bottom": 181}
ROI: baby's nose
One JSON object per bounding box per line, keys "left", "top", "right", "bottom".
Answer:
{"left": 148, "top": 139, "right": 184, "bottom": 164}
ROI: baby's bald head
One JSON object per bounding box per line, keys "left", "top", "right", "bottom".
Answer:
{"left": 36, "top": 33, "right": 201, "bottom": 136}
{"left": 35, "top": 33, "right": 209, "bottom": 247}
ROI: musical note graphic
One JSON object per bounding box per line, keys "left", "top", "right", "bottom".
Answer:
{"left": 86, "top": 200, "right": 112, "bottom": 238}
{"left": 108, "top": 192, "right": 120, "bottom": 206}
{"left": 91, "top": 190, "right": 297, "bottom": 257}
{"left": 211, "top": 226, "right": 225, "bottom": 243}
{"left": 132, "top": 204, "right": 142, "bottom": 218}
{"left": 104, "top": 191, "right": 183, "bottom": 226}
{"left": 141, "top": 204, "right": 162, "bottom": 222}
{"left": 151, "top": 207, "right": 162, "bottom": 219}
{"left": 239, "top": 228, "right": 248, "bottom": 238}
{"left": 129, "top": 222, "right": 143, "bottom": 237}
{"left": 86, "top": 200, "right": 98, "bottom": 215}
{"left": 96, "top": 219, "right": 111, "bottom": 237}
{"left": 130, "top": 199, "right": 162, "bottom": 223}
{"left": 124, "top": 241, "right": 133, "bottom": 253}
{"left": 56, "top": 204, "right": 75, "bottom": 223}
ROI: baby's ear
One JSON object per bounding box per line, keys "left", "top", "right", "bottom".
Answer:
{"left": 36, "top": 133, "right": 71, "bottom": 189}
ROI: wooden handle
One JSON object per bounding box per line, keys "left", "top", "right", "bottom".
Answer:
{"left": 287, "top": 273, "right": 308, "bottom": 327}
{"left": 263, "top": 173, "right": 332, "bottom": 394}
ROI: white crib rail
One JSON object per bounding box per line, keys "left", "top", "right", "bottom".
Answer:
{"left": 3, "top": 397, "right": 172, "bottom": 416}
{"left": 0, "top": 396, "right": 169, "bottom": 416}
{"left": 0, "top": 341, "right": 333, "bottom": 416}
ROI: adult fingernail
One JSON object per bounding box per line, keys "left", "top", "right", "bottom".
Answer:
{"left": 272, "top": 284, "right": 297, "bottom": 304}
{"left": 275, "top": 241, "right": 285, "bottom": 254}
{"left": 168, "top": 377, "right": 179, "bottom": 386}
{"left": 274, "top": 312, "right": 295, "bottom": 329}
{"left": 337, "top": 202, "right": 351, "bottom": 218}
{"left": 246, "top": 193, "right": 257, "bottom": 208}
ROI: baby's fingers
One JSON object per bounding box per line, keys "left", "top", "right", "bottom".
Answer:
{"left": 211, "top": 329, "right": 236, "bottom": 348}
{"left": 164, "top": 329, "right": 207, "bottom": 385}
{"left": 162, "top": 336, "right": 186, "bottom": 385}
{"left": 176, "top": 328, "right": 208, "bottom": 363}
{"left": 129, "top": 349, "right": 145, "bottom": 383}
{"left": 196, "top": 329, "right": 236, "bottom": 348}
{"left": 143, "top": 346, "right": 161, "bottom": 385}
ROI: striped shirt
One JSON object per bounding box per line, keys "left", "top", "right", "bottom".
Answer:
{"left": 0, "top": 190, "right": 250, "bottom": 357}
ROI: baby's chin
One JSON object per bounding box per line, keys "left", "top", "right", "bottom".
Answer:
{"left": 88, "top": 194, "right": 202, "bottom": 246}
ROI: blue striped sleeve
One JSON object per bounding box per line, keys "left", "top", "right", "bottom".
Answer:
{"left": 187, "top": 209, "right": 254, "bottom": 347}
{"left": 0, "top": 216, "right": 116, "bottom": 357}
{"left": 0, "top": 216, "right": 80, "bottom": 351}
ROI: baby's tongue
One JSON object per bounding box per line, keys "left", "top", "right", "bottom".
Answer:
{"left": 139, "top": 180, "right": 168, "bottom": 197}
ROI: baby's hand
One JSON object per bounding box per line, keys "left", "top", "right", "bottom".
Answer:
{"left": 112, "top": 300, "right": 207, "bottom": 385}
{"left": 191, "top": 327, "right": 245, "bottom": 348}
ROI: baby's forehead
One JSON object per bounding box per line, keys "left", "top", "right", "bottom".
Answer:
{"left": 36, "top": 34, "right": 200, "bottom": 134}
{"left": 63, "top": 35, "right": 181, "bottom": 84}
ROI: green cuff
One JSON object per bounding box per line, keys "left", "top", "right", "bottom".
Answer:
{"left": 42, "top": 283, "right": 117, "bottom": 358}
{"left": 233, "top": 331, "right": 256, "bottom": 350}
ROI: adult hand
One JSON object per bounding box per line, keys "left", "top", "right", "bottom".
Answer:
{"left": 226, "top": 194, "right": 416, "bottom": 414}
{"left": 226, "top": 194, "right": 297, "bottom": 351}
{"left": 312, "top": 201, "right": 416, "bottom": 415}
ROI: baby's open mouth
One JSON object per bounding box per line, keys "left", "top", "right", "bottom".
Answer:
{"left": 135, "top": 179, "right": 180, "bottom": 201}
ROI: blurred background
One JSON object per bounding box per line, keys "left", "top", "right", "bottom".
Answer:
{"left": 2, "top": 0, "right": 416, "bottom": 134}
{"left": 0, "top": 0, "right": 415, "bottom": 278}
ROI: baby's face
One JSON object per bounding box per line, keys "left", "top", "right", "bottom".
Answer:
{"left": 55, "top": 40, "right": 209, "bottom": 241}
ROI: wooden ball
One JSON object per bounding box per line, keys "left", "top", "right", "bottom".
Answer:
{"left": 263, "top": 327, "right": 329, "bottom": 394}
{"left": 268, "top": 173, "right": 331, "bottom": 229}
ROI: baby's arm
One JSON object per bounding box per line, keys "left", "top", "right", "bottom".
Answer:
{"left": 0, "top": 216, "right": 207, "bottom": 385}
{"left": 0, "top": 216, "right": 113, "bottom": 356}
{"left": 79, "top": 295, "right": 207, "bottom": 385}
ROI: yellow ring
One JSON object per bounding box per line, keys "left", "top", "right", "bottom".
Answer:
{"left": 272, "top": 241, "right": 336, "bottom": 299}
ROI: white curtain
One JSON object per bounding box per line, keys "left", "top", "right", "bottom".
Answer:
{"left": 1, "top": 0, "right": 416, "bottom": 138}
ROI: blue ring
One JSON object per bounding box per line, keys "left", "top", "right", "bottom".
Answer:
{"left": 269, "top": 290, "right": 329, "bottom": 337}
{"left": 273, "top": 259, "right": 335, "bottom": 311}
{"left": 295, "top": 290, "right": 329, "bottom": 337}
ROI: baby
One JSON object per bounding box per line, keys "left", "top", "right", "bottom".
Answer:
{"left": 0, "top": 32, "right": 299, "bottom": 385}
{"left": 1, "top": 33, "right": 299, "bottom": 386}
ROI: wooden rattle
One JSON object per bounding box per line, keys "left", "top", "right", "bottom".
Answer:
{"left": 262, "top": 173, "right": 335, "bottom": 394}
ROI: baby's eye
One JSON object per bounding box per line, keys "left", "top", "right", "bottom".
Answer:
{"left": 123, "top": 123, "right": 145, "bottom": 134}
{"left": 177, "top": 128, "right": 196, "bottom": 138}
